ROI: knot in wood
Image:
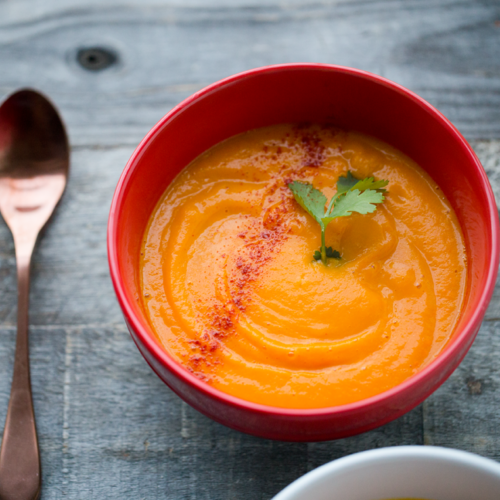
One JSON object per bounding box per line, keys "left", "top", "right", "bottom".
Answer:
{"left": 77, "top": 47, "right": 117, "bottom": 71}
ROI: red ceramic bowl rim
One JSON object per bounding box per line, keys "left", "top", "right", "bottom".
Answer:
{"left": 108, "top": 63, "right": 500, "bottom": 418}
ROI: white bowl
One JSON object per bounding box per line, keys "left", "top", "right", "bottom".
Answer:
{"left": 272, "top": 446, "right": 500, "bottom": 500}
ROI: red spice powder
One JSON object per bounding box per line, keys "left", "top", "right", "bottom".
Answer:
{"left": 185, "top": 125, "right": 326, "bottom": 380}
{"left": 293, "top": 123, "right": 326, "bottom": 167}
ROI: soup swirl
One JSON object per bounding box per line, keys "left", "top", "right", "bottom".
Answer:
{"left": 140, "top": 124, "right": 467, "bottom": 409}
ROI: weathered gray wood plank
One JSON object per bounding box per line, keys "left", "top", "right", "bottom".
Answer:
{"left": 423, "top": 320, "right": 500, "bottom": 459}
{"left": 0, "top": 0, "right": 499, "bottom": 148}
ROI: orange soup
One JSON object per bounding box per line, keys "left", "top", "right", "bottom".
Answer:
{"left": 140, "top": 124, "right": 467, "bottom": 409}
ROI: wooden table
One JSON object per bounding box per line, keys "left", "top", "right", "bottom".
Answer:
{"left": 0, "top": 1, "right": 499, "bottom": 498}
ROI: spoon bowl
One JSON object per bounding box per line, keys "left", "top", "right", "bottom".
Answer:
{"left": 0, "top": 89, "right": 69, "bottom": 500}
{"left": 0, "top": 90, "right": 69, "bottom": 236}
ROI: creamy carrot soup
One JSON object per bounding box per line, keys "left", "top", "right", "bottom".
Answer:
{"left": 140, "top": 124, "right": 467, "bottom": 409}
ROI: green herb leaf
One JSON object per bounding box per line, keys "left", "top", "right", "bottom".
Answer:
{"left": 288, "top": 171, "right": 388, "bottom": 265}
{"left": 324, "top": 188, "right": 385, "bottom": 221}
{"left": 288, "top": 181, "right": 327, "bottom": 225}
{"left": 313, "top": 247, "right": 340, "bottom": 261}
{"left": 347, "top": 176, "right": 389, "bottom": 193}
{"left": 326, "top": 247, "right": 341, "bottom": 259}
{"left": 336, "top": 171, "right": 359, "bottom": 195}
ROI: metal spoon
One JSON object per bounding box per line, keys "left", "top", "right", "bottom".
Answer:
{"left": 0, "top": 89, "right": 69, "bottom": 500}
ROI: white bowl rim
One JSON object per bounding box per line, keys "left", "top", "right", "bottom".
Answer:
{"left": 272, "top": 445, "right": 500, "bottom": 499}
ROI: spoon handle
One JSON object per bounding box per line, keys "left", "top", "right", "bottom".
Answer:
{"left": 0, "top": 244, "right": 41, "bottom": 500}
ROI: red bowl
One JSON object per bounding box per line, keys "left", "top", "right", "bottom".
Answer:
{"left": 108, "top": 64, "right": 499, "bottom": 441}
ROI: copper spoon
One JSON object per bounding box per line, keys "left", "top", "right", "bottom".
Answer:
{"left": 0, "top": 89, "right": 69, "bottom": 500}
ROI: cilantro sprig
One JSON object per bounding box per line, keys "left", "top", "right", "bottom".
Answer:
{"left": 288, "top": 172, "right": 388, "bottom": 265}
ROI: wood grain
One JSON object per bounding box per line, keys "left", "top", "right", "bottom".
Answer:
{"left": 423, "top": 320, "right": 500, "bottom": 460}
{"left": 0, "top": 0, "right": 499, "bottom": 147}
{"left": 0, "top": 0, "right": 499, "bottom": 498}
